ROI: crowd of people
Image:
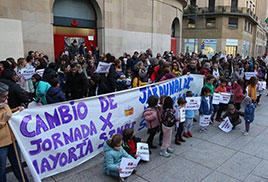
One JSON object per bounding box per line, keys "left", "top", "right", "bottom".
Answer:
{"left": 0, "top": 39, "right": 267, "bottom": 181}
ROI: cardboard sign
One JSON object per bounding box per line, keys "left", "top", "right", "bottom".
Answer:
{"left": 220, "top": 93, "right": 231, "bottom": 104}
{"left": 257, "top": 81, "right": 266, "bottom": 90}
{"left": 21, "top": 68, "right": 35, "bottom": 80}
{"left": 36, "top": 69, "right": 44, "bottom": 77}
{"left": 119, "top": 157, "right": 140, "bottom": 178}
{"left": 212, "top": 93, "right": 222, "bottom": 105}
{"left": 245, "top": 72, "right": 256, "bottom": 80}
{"left": 96, "top": 62, "right": 112, "bottom": 73}
{"left": 180, "top": 107, "right": 186, "bottom": 123}
{"left": 199, "top": 115, "right": 211, "bottom": 127}
{"left": 219, "top": 117, "right": 233, "bottom": 132}
{"left": 185, "top": 97, "right": 201, "bottom": 110}
{"left": 136, "top": 143, "right": 149, "bottom": 161}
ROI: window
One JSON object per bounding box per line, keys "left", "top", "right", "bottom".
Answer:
{"left": 206, "top": 17, "right": 216, "bottom": 28}
{"left": 228, "top": 18, "right": 238, "bottom": 28}
{"left": 188, "top": 18, "right": 195, "bottom": 28}
{"left": 246, "top": 1, "right": 248, "bottom": 8}
{"left": 209, "top": 0, "right": 215, "bottom": 12}
{"left": 244, "top": 20, "right": 247, "bottom": 31}
{"left": 231, "top": 0, "right": 238, "bottom": 12}
{"left": 248, "top": 22, "right": 250, "bottom": 32}
{"left": 190, "top": 0, "right": 196, "bottom": 6}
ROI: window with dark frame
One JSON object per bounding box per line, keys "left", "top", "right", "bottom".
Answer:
{"left": 206, "top": 17, "right": 216, "bottom": 28}
{"left": 228, "top": 18, "right": 238, "bottom": 28}
{"left": 244, "top": 20, "right": 247, "bottom": 31}
{"left": 190, "top": 0, "right": 196, "bottom": 6}
{"left": 188, "top": 18, "right": 195, "bottom": 28}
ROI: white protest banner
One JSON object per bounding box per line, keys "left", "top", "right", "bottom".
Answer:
{"left": 257, "top": 81, "right": 266, "bottom": 90}
{"left": 9, "top": 74, "right": 203, "bottom": 181}
{"left": 185, "top": 97, "right": 201, "bottom": 110}
{"left": 218, "top": 117, "right": 233, "bottom": 132}
{"left": 136, "top": 143, "right": 149, "bottom": 161}
{"left": 212, "top": 93, "right": 222, "bottom": 105}
{"left": 21, "top": 68, "right": 36, "bottom": 80}
{"left": 180, "top": 107, "right": 186, "bottom": 123}
{"left": 199, "top": 115, "right": 211, "bottom": 127}
{"left": 96, "top": 62, "right": 112, "bottom": 73}
{"left": 245, "top": 72, "right": 256, "bottom": 80}
{"left": 36, "top": 69, "right": 44, "bottom": 77}
{"left": 119, "top": 157, "right": 140, "bottom": 178}
{"left": 220, "top": 93, "right": 231, "bottom": 104}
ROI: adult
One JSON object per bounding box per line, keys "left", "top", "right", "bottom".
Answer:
{"left": 127, "top": 51, "right": 139, "bottom": 71}
{"left": 183, "top": 59, "right": 199, "bottom": 75}
{"left": 31, "top": 74, "right": 51, "bottom": 105}
{"left": 68, "top": 39, "right": 79, "bottom": 59}
{"left": 42, "top": 62, "right": 58, "bottom": 86}
{"left": 0, "top": 82, "right": 29, "bottom": 182}
{"left": 79, "top": 42, "right": 88, "bottom": 57}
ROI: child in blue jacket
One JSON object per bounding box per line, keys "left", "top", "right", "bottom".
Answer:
{"left": 242, "top": 97, "right": 255, "bottom": 136}
{"left": 199, "top": 87, "right": 214, "bottom": 133}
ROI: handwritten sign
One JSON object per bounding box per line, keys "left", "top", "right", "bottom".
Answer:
{"left": 245, "top": 72, "right": 256, "bottom": 80}
{"left": 119, "top": 157, "right": 140, "bottom": 178}
{"left": 21, "top": 68, "right": 35, "bottom": 79}
{"left": 180, "top": 107, "right": 186, "bottom": 123}
{"left": 219, "top": 117, "right": 233, "bottom": 132}
{"left": 96, "top": 62, "right": 112, "bottom": 73}
{"left": 199, "top": 115, "right": 211, "bottom": 127}
{"left": 136, "top": 143, "right": 149, "bottom": 161}
{"left": 257, "top": 81, "right": 266, "bottom": 90}
{"left": 36, "top": 69, "right": 44, "bottom": 77}
{"left": 212, "top": 93, "right": 222, "bottom": 105}
{"left": 185, "top": 97, "right": 201, "bottom": 110}
{"left": 220, "top": 93, "right": 231, "bottom": 104}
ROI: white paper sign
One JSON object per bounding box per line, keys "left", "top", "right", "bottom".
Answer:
{"left": 212, "top": 93, "right": 222, "bottom": 105}
{"left": 219, "top": 117, "right": 233, "bottom": 132}
{"left": 245, "top": 72, "right": 256, "bottom": 80}
{"left": 199, "top": 115, "right": 211, "bottom": 127}
{"left": 136, "top": 143, "right": 149, "bottom": 161}
{"left": 220, "top": 93, "right": 231, "bottom": 104}
{"left": 21, "top": 68, "right": 35, "bottom": 79}
{"left": 185, "top": 97, "right": 201, "bottom": 110}
{"left": 96, "top": 62, "right": 112, "bottom": 73}
{"left": 119, "top": 157, "right": 140, "bottom": 178}
{"left": 36, "top": 69, "right": 44, "bottom": 77}
{"left": 257, "top": 81, "right": 266, "bottom": 90}
{"left": 180, "top": 107, "right": 186, "bottom": 123}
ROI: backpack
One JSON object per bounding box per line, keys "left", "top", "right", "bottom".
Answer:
{"left": 161, "top": 109, "right": 176, "bottom": 127}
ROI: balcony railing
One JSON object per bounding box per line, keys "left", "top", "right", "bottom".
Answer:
{"left": 184, "top": 6, "right": 258, "bottom": 24}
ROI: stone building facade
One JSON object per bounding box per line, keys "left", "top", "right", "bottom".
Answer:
{"left": 0, "top": 0, "right": 187, "bottom": 60}
{"left": 182, "top": 0, "right": 268, "bottom": 58}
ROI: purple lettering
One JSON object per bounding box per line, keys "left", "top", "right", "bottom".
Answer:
{"left": 84, "top": 139, "right": 93, "bottom": 155}
{"left": 51, "top": 133, "right": 64, "bottom": 150}
{"left": 81, "top": 124, "right": 89, "bottom": 138}
{"left": 98, "top": 132, "right": 107, "bottom": 149}
{"left": 107, "top": 95, "right": 117, "bottom": 110}
{"left": 40, "top": 158, "right": 52, "bottom": 174}
{"left": 20, "top": 115, "right": 35, "bottom": 137}
{"left": 100, "top": 113, "right": 113, "bottom": 131}
{"left": 42, "top": 139, "right": 52, "bottom": 151}
{"left": 63, "top": 129, "right": 74, "bottom": 145}
{"left": 77, "top": 102, "right": 88, "bottom": 120}
{"left": 36, "top": 115, "right": 48, "bottom": 136}
{"left": 45, "top": 109, "right": 60, "bottom": 129}
{"left": 89, "top": 121, "right": 97, "bottom": 136}
{"left": 33, "top": 160, "right": 39, "bottom": 174}
{"left": 68, "top": 147, "right": 78, "bottom": 163}
{"left": 58, "top": 105, "right": 73, "bottom": 124}
{"left": 48, "top": 153, "right": 60, "bottom": 169}
{"left": 70, "top": 101, "right": 78, "bottom": 120}
{"left": 76, "top": 140, "right": 86, "bottom": 159}
{"left": 29, "top": 138, "right": 42, "bottom": 156}
{"left": 74, "top": 127, "right": 82, "bottom": 141}
{"left": 108, "top": 129, "right": 115, "bottom": 138}
{"left": 99, "top": 97, "right": 109, "bottom": 113}
{"left": 59, "top": 152, "right": 68, "bottom": 167}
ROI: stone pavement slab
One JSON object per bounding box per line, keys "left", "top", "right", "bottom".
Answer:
{"left": 201, "top": 171, "right": 241, "bottom": 182}
{"left": 252, "top": 159, "right": 268, "bottom": 180}
{"left": 244, "top": 174, "right": 268, "bottom": 182}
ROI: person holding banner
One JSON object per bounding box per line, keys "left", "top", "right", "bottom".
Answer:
{"left": 0, "top": 82, "right": 29, "bottom": 182}
{"left": 222, "top": 104, "right": 243, "bottom": 129}
{"left": 199, "top": 87, "right": 214, "bottom": 133}
{"left": 103, "top": 134, "right": 134, "bottom": 181}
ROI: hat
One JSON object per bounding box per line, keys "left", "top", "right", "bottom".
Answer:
{"left": 0, "top": 82, "right": 9, "bottom": 96}
{"left": 243, "top": 97, "right": 252, "bottom": 105}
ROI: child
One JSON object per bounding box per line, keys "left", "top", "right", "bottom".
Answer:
{"left": 247, "top": 76, "right": 257, "bottom": 105}
{"left": 223, "top": 104, "right": 243, "bottom": 129}
{"left": 158, "top": 95, "right": 167, "bottom": 146}
{"left": 242, "top": 97, "right": 255, "bottom": 136}
{"left": 160, "top": 96, "right": 176, "bottom": 157}
{"left": 174, "top": 97, "right": 187, "bottom": 145}
{"left": 122, "top": 128, "right": 143, "bottom": 158}
{"left": 46, "top": 77, "right": 66, "bottom": 104}
{"left": 199, "top": 87, "right": 214, "bottom": 133}
{"left": 256, "top": 80, "right": 264, "bottom": 106}
{"left": 233, "top": 79, "right": 245, "bottom": 110}
{"left": 143, "top": 95, "right": 160, "bottom": 149}
{"left": 103, "top": 134, "right": 134, "bottom": 181}
{"left": 184, "top": 91, "right": 194, "bottom": 137}
{"left": 204, "top": 75, "right": 215, "bottom": 95}
{"left": 215, "top": 78, "right": 227, "bottom": 122}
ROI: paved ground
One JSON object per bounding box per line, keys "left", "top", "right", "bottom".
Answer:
{"left": 7, "top": 93, "right": 268, "bottom": 182}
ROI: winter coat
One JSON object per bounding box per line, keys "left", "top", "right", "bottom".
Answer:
{"left": 200, "top": 68, "right": 211, "bottom": 77}
{"left": 233, "top": 82, "right": 244, "bottom": 103}
{"left": 122, "top": 136, "right": 142, "bottom": 155}
{"left": 199, "top": 96, "right": 214, "bottom": 115}
{"left": 244, "top": 104, "right": 255, "bottom": 123}
{"left": 247, "top": 85, "right": 257, "bottom": 101}
{"left": 215, "top": 85, "right": 227, "bottom": 93}
{"left": 232, "top": 69, "right": 244, "bottom": 81}
{"left": 150, "top": 65, "right": 160, "bottom": 83}
{"left": 43, "top": 67, "right": 57, "bottom": 85}
{"left": 66, "top": 71, "right": 89, "bottom": 99}
{"left": 162, "top": 108, "right": 176, "bottom": 127}
{"left": 68, "top": 43, "right": 79, "bottom": 58}
{"left": 35, "top": 81, "right": 51, "bottom": 105}
{"left": 159, "top": 73, "right": 176, "bottom": 82}
{"left": 103, "top": 141, "right": 133, "bottom": 176}
{"left": 143, "top": 107, "right": 161, "bottom": 129}
{"left": 204, "top": 82, "right": 214, "bottom": 94}
{"left": 0, "top": 79, "right": 28, "bottom": 109}
{"left": 132, "top": 77, "right": 147, "bottom": 88}
{"left": 183, "top": 65, "right": 199, "bottom": 75}
{"left": 127, "top": 56, "right": 139, "bottom": 71}
{"left": 0, "top": 104, "right": 15, "bottom": 147}
{"left": 46, "top": 87, "right": 66, "bottom": 104}
{"left": 223, "top": 111, "right": 244, "bottom": 125}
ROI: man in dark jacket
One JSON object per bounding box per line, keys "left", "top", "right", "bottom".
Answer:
{"left": 0, "top": 69, "right": 28, "bottom": 109}
{"left": 127, "top": 51, "right": 139, "bottom": 71}
{"left": 183, "top": 59, "right": 199, "bottom": 75}
{"left": 68, "top": 40, "right": 79, "bottom": 59}
{"left": 66, "top": 63, "right": 89, "bottom": 100}
{"left": 43, "top": 62, "right": 58, "bottom": 86}
{"left": 46, "top": 77, "right": 66, "bottom": 104}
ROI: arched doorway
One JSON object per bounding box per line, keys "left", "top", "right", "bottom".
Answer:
{"left": 52, "top": 0, "right": 102, "bottom": 59}
{"left": 171, "top": 18, "right": 181, "bottom": 56}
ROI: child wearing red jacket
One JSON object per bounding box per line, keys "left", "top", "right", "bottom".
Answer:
{"left": 233, "top": 79, "right": 245, "bottom": 110}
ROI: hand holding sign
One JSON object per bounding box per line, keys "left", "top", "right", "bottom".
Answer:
{"left": 136, "top": 143, "right": 149, "bottom": 161}
{"left": 212, "top": 93, "right": 222, "bottom": 105}
{"left": 185, "top": 97, "right": 201, "bottom": 110}
{"left": 219, "top": 117, "right": 233, "bottom": 132}
{"left": 119, "top": 157, "right": 140, "bottom": 178}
